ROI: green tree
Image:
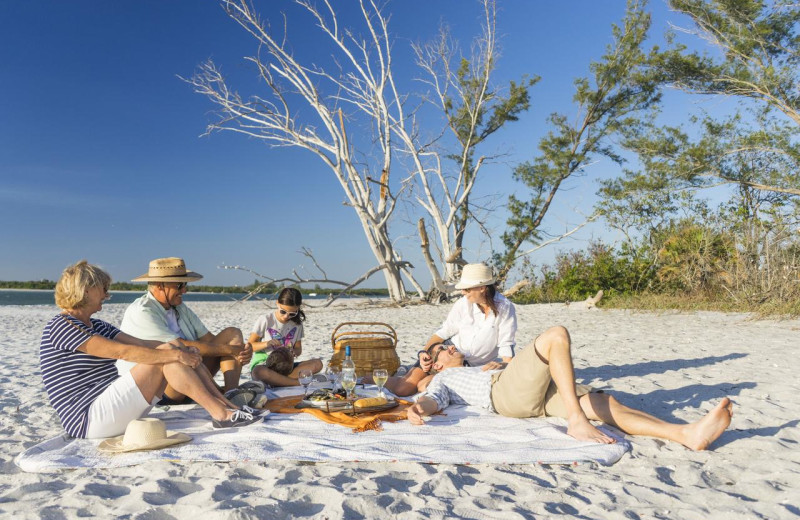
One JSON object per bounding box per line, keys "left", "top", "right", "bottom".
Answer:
{"left": 630, "top": 0, "right": 800, "bottom": 197}
{"left": 409, "top": 1, "right": 536, "bottom": 295}
{"left": 600, "top": 0, "right": 800, "bottom": 309}
{"left": 495, "top": 0, "right": 661, "bottom": 283}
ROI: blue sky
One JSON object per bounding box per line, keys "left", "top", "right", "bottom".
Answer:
{"left": 0, "top": 0, "right": 697, "bottom": 287}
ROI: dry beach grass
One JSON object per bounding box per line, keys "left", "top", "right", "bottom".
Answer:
{"left": 1, "top": 299, "right": 798, "bottom": 518}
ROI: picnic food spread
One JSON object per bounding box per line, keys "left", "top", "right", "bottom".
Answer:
{"left": 307, "top": 389, "right": 348, "bottom": 402}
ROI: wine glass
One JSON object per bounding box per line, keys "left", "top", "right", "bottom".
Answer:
{"left": 373, "top": 368, "right": 388, "bottom": 398}
{"left": 298, "top": 369, "right": 313, "bottom": 397}
{"left": 341, "top": 370, "right": 357, "bottom": 401}
{"left": 326, "top": 365, "right": 340, "bottom": 391}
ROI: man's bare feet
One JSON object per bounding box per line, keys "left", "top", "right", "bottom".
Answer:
{"left": 681, "top": 398, "right": 734, "bottom": 451}
{"left": 567, "top": 414, "right": 616, "bottom": 444}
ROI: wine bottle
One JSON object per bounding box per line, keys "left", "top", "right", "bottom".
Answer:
{"left": 342, "top": 345, "right": 356, "bottom": 375}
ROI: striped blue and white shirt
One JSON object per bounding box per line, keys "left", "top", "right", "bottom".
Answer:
{"left": 421, "top": 366, "right": 501, "bottom": 412}
{"left": 39, "top": 314, "right": 121, "bottom": 438}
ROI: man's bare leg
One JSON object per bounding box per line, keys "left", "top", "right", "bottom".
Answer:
{"left": 212, "top": 327, "right": 245, "bottom": 392}
{"left": 580, "top": 392, "right": 733, "bottom": 450}
{"left": 164, "top": 328, "right": 244, "bottom": 401}
{"left": 535, "top": 326, "right": 615, "bottom": 443}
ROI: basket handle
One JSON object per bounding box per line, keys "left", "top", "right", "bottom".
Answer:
{"left": 330, "top": 321, "right": 397, "bottom": 346}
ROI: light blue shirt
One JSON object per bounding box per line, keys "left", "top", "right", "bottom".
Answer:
{"left": 120, "top": 290, "right": 209, "bottom": 343}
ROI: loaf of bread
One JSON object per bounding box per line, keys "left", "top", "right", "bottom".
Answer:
{"left": 354, "top": 397, "right": 388, "bottom": 408}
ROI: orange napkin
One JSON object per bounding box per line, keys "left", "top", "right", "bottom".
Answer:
{"left": 264, "top": 395, "right": 415, "bottom": 432}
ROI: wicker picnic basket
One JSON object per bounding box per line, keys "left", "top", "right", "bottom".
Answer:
{"left": 329, "top": 322, "right": 401, "bottom": 377}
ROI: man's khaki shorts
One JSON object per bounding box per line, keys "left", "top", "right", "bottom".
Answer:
{"left": 490, "top": 337, "right": 593, "bottom": 419}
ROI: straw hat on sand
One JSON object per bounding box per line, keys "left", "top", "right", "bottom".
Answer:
{"left": 98, "top": 418, "right": 191, "bottom": 453}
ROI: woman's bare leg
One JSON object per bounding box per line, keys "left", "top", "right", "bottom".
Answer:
{"left": 130, "top": 362, "right": 232, "bottom": 422}
{"left": 194, "top": 363, "right": 239, "bottom": 409}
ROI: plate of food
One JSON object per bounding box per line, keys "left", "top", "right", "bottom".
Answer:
{"left": 300, "top": 388, "right": 398, "bottom": 414}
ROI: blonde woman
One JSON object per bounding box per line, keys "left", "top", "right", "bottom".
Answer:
{"left": 39, "top": 260, "right": 262, "bottom": 439}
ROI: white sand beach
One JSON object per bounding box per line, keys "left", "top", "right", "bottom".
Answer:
{"left": 1, "top": 299, "right": 798, "bottom": 518}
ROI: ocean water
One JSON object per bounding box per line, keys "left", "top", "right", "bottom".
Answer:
{"left": 0, "top": 290, "right": 266, "bottom": 306}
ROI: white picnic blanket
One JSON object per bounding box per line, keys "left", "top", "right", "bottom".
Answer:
{"left": 15, "top": 402, "right": 631, "bottom": 472}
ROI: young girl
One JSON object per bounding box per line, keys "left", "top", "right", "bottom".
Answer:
{"left": 248, "top": 288, "right": 323, "bottom": 387}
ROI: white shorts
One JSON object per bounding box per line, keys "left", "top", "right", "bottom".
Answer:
{"left": 115, "top": 358, "right": 136, "bottom": 375}
{"left": 85, "top": 371, "right": 160, "bottom": 439}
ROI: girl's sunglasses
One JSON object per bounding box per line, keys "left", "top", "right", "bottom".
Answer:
{"left": 278, "top": 308, "right": 298, "bottom": 317}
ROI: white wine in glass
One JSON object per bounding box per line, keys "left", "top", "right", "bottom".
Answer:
{"left": 373, "top": 369, "right": 388, "bottom": 398}
{"left": 341, "top": 372, "right": 357, "bottom": 400}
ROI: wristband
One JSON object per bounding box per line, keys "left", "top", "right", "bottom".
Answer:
{"left": 417, "top": 349, "right": 429, "bottom": 359}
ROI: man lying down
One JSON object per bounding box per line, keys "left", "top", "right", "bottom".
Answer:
{"left": 407, "top": 325, "right": 733, "bottom": 451}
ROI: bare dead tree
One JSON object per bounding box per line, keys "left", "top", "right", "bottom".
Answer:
{"left": 188, "top": 0, "right": 530, "bottom": 300}
{"left": 398, "top": 0, "right": 536, "bottom": 290}
{"left": 187, "top": 0, "right": 422, "bottom": 301}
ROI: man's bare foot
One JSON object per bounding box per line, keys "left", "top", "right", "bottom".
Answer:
{"left": 567, "top": 414, "right": 616, "bottom": 444}
{"left": 681, "top": 398, "right": 733, "bottom": 451}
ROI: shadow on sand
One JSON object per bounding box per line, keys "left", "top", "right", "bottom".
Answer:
{"left": 599, "top": 382, "right": 754, "bottom": 422}
{"left": 575, "top": 353, "right": 752, "bottom": 423}
{"left": 711, "top": 419, "right": 800, "bottom": 449}
{"left": 578, "top": 352, "right": 748, "bottom": 381}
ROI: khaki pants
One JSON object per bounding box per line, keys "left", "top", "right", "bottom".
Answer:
{"left": 490, "top": 338, "right": 593, "bottom": 418}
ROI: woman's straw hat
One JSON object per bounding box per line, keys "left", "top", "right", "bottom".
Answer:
{"left": 132, "top": 257, "right": 203, "bottom": 283}
{"left": 454, "top": 263, "right": 496, "bottom": 290}
{"left": 97, "top": 418, "right": 191, "bottom": 453}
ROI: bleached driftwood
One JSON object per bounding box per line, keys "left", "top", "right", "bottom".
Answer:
{"left": 584, "top": 290, "right": 604, "bottom": 309}
{"left": 502, "top": 279, "right": 530, "bottom": 298}
{"left": 220, "top": 248, "right": 414, "bottom": 308}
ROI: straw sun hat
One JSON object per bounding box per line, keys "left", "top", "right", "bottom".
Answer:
{"left": 454, "top": 263, "right": 496, "bottom": 290}
{"left": 98, "top": 418, "right": 191, "bottom": 453}
{"left": 132, "top": 257, "right": 203, "bottom": 283}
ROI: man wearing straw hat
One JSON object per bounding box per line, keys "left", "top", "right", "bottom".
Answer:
{"left": 119, "top": 257, "right": 252, "bottom": 403}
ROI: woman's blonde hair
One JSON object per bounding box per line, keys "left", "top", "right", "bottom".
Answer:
{"left": 55, "top": 260, "right": 111, "bottom": 310}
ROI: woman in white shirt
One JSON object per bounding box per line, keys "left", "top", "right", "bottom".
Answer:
{"left": 418, "top": 263, "right": 517, "bottom": 372}
{"left": 378, "top": 263, "right": 517, "bottom": 397}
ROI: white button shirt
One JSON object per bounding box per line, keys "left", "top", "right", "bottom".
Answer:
{"left": 421, "top": 366, "right": 500, "bottom": 412}
{"left": 434, "top": 293, "right": 517, "bottom": 366}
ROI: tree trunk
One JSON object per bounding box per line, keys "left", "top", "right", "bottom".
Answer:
{"left": 354, "top": 208, "right": 407, "bottom": 301}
